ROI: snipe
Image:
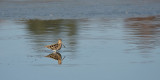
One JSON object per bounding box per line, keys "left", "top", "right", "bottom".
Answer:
{"left": 45, "top": 39, "right": 65, "bottom": 52}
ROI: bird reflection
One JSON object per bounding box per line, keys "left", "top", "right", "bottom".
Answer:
{"left": 45, "top": 52, "right": 65, "bottom": 64}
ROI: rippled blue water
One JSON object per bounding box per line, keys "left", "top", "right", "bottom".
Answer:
{"left": 0, "top": 17, "right": 160, "bottom": 80}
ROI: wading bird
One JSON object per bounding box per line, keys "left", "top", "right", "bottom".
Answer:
{"left": 45, "top": 39, "right": 65, "bottom": 52}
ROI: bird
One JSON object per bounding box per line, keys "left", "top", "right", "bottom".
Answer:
{"left": 45, "top": 52, "right": 63, "bottom": 64}
{"left": 45, "top": 39, "right": 65, "bottom": 52}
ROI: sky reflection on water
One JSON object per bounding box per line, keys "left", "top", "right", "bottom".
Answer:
{"left": 0, "top": 16, "right": 160, "bottom": 80}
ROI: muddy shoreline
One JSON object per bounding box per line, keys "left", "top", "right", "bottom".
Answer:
{"left": 0, "top": 0, "right": 160, "bottom": 20}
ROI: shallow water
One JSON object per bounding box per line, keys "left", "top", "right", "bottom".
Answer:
{"left": 0, "top": 16, "right": 160, "bottom": 80}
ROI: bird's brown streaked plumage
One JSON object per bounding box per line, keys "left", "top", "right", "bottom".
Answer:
{"left": 45, "top": 39, "right": 64, "bottom": 51}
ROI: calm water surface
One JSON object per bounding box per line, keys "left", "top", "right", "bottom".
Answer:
{"left": 0, "top": 16, "right": 160, "bottom": 80}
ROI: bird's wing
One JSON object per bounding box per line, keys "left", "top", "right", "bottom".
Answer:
{"left": 50, "top": 44, "right": 59, "bottom": 49}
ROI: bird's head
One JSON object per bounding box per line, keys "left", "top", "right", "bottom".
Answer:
{"left": 58, "top": 39, "right": 62, "bottom": 44}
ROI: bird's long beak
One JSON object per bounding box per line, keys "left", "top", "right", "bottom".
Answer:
{"left": 62, "top": 56, "right": 66, "bottom": 61}
{"left": 62, "top": 43, "right": 66, "bottom": 48}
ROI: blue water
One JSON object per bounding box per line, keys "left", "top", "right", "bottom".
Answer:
{"left": 1, "top": 0, "right": 160, "bottom": 19}
{"left": 0, "top": 17, "right": 160, "bottom": 80}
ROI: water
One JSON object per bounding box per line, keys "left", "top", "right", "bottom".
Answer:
{"left": 1, "top": 0, "right": 160, "bottom": 19}
{"left": 0, "top": 16, "right": 160, "bottom": 80}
